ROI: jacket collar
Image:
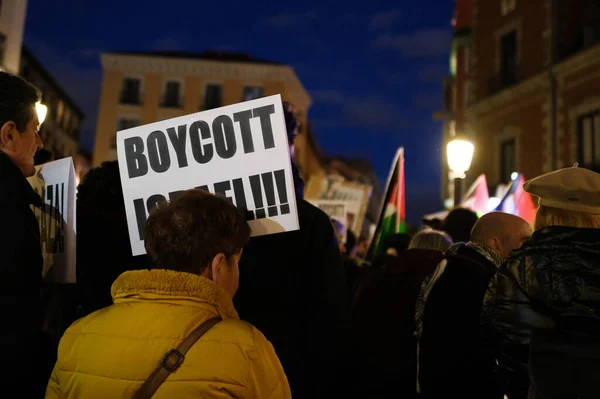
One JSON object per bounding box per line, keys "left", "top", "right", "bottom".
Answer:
{"left": 0, "top": 150, "right": 42, "bottom": 207}
{"left": 111, "top": 269, "right": 239, "bottom": 319}
{"left": 446, "top": 241, "right": 504, "bottom": 268}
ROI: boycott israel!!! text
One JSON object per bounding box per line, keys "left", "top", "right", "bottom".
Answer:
{"left": 122, "top": 103, "right": 293, "bottom": 240}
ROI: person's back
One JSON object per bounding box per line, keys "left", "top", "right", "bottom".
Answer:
{"left": 419, "top": 212, "right": 531, "bottom": 399}
{"left": 235, "top": 198, "right": 352, "bottom": 398}
{"left": 352, "top": 248, "right": 446, "bottom": 398}
{"left": 76, "top": 161, "right": 149, "bottom": 317}
{"left": 48, "top": 190, "right": 291, "bottom": 398}
{"left": 419, "top": 244, "right": 503, "bottom": 399}
{"left": 234, "top": 101, "right": 352, "bottom": 398}
{"left": 483, "top": 168, "right": 600, "bottom": 398}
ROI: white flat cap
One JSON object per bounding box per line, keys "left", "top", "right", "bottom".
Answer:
{"left": 523, "top": 167, "right": 600, "bottom": 215}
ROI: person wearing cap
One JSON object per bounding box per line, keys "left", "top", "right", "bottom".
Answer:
{"left": 234, "top": 101, "right": 353, "bottom": 399}
{"left": 482, "top": 167, "right": 600, "bottom": 399}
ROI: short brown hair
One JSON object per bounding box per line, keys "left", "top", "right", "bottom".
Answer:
{"left": 144, "top": 189, "right": 250, "bottom": 274}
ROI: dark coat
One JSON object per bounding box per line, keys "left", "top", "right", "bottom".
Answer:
{"left": 352, "top": 249, "right": 445, "bottom": 399}
{"left": 0, "top": 151, "right": 45, "bottom": 394}
{"left": 419, "top": 244, "right": 504, "bottom": 399}
{"left": 234, "top": 197, "right": 353, "bottom": 399}
{"left": 482, "top": 226, "right": 600, "bottom": 399}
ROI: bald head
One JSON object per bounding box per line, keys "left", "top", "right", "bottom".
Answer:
{"left": 470, "top": 212, "right": 532, "bottom": 259}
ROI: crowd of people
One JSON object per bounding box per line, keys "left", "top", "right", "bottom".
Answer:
{"left": 2, "top": 70, "right": 600, "bottom": 398}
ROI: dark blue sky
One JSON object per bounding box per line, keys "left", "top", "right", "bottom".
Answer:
{"left": 24, "top": 0, "right": 454, "bottom": 224}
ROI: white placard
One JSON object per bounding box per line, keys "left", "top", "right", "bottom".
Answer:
{"left": 310, "top": 199, "right": 348, "bottom": 223}
{"left": 117, "top": 95, "right": 299, "bottom": 256}
{"left": 27, "top": 157, "right": 77, "bottom": 283}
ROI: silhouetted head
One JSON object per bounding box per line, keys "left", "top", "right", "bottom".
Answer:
{"left": 409, "top": 228, "right": 453, "bottom": 251}
{"left": 443, "top": 208, "right": 479, "bottom": 243}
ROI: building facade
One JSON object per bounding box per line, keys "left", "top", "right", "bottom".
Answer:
{"left": 93, "top": 51, "right": 320, "bottom": 179}
{"left": 439, "top": 0, "right": 600, "bottom": 202}
{"left": 0, "top": 0, "right": 27, "bottom": 74}
{"left": 21, "top": 46, "right": 84, "bottom": 166}
{"left": 435, "top": 0, "right": 473, "bottom": 205}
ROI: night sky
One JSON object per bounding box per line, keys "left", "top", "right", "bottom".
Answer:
{"left": 23, "top": 0, "right": 454, "bottom": 224}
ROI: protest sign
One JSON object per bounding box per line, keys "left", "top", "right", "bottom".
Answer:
{"left": 116, "top": 94, "right": 299, "bottom": 256}
{"left": 27, "top": 157, "right": 77, "bottom": 283}
{"left": 305, "top": 175, "right": 371, "bottom": 237}
{"left": 309, "top": 198, "right": 349, "bottom": 239}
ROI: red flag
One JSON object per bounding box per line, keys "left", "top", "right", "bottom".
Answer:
{"left": 513, "top": 175, "right": 537, "bottom": 225}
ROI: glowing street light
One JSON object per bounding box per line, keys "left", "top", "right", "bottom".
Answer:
{"left": 447, "top": 138, "right": 474, "bottom": 206}
{"left": 36, "top": 102, "right": 48, "bottom": 125}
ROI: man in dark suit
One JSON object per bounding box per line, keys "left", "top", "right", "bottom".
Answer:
{"left": 0, "top": 72, "right": 46, "bottom": 395}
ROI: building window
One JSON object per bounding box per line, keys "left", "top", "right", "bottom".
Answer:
{"left": 112, "top": 118, "right": 140, "bottom": 149}
{"left": 56, "top": 100, "right": 64, "bottom": 125}
{"left": 500, "top": 30, "right": 518, "bottom": 88}
{"left": 0, "top": 33, "right": 6, "bottom": 66}
{"left": 120, "top": 78, "right": 142, "bottom": 105}
{"left": 242, "top": 86, "right": 263, "bottom": 102}
{"left": 464, "top": 46, "right": 471, "bottom": 74}
{"left": 117, "top": 118, "right": 139, "bottom": 131}
{"left": 63, "top": 108, "right": 71, "bottom": 132}
{"left": 577, "top": 111, "right": 600, "bottom": 172}
{"left": 500, "top": 138, "right": 517, "bottom": 183}
{"left": 161, "top": 80, "right": 181, "bottom": 108}
{"left": 204, "top": 84, "right": 222, "bottom": 110}
{"left": 501, "top": 0, "right": 516, "bottom": 16}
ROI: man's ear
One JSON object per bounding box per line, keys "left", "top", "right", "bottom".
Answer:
{"left": 0, "top": 121, "right": 17, "bottom": 150}
{"left": 209, "top": 253, "right": 226, "bottom": 279}
{"left": 488, "top": 236, "right": 501, "bottom": 253}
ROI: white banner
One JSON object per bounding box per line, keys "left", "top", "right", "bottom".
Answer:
{"left": 27, "top": 157, "right": 77, "bottom": 283}
{"left": 310, "top": 199, "right": 347, "bottom": 222}
{"left": 117, "top": 95, "right": 299, "bottom": 256}
{"left": 305, "top": 176, "right": 371, "bottom": 236}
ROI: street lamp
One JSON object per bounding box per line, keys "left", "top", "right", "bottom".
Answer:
{"left": 36, "top": 102, "right": 48, "bottom": 124}
{"left": 447, "top": 138, "right": 474, "bottom": 207}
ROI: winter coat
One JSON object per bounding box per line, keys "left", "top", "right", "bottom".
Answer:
{"left": 234, "top": 198, "right": 353, "bottom": 399}
{"left": 46, "top": 269, "right": 291, "bottom": 399}
{"left": 352, "top": 249, "right": 445, "bottom": 398}
{"left": 419, "top": 243, "right": 504, "bottom": 399}
{"left": 0, "top": 150, "right": 46, "bottom": 395}
{"left": 482, "top": 226, "right": 600, "bottom": 398}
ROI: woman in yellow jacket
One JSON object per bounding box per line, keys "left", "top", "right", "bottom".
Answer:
{"left": 46, "top": 189, "right": 292, "bottom": 399}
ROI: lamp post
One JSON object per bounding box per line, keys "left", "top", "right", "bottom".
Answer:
{"left": 447, "top": 138, "right": 474, "bottom": 207}
{"left": 36, "top": 102, "right": 48, "bottom": 124}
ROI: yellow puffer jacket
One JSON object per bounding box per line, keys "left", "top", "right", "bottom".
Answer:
{"left": 46, "top": 269, "right": 291, "bottom": 399}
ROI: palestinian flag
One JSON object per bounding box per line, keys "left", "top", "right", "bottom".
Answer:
{"left": 368, "top": 147, "right": 405, "bottom": 258}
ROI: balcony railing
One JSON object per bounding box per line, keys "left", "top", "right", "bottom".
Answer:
{"left": 487, "top": 66, "right": 521, "bottom": 96}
